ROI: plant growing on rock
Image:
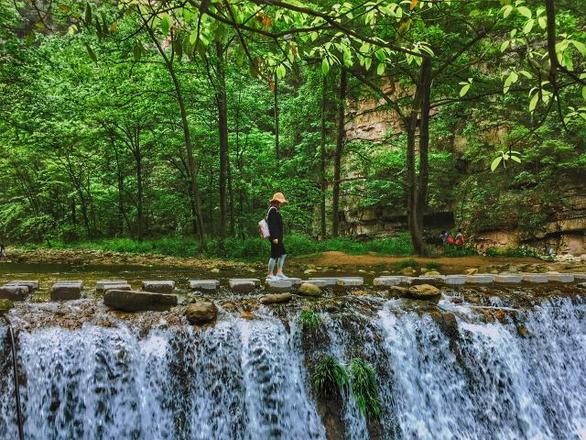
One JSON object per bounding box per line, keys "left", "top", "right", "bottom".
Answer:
{"left": 394, "top": 259, "right": 420, "bottom": 270}
{"left": 312, "top": 355, "right": 348, "bottom": 398}
{"left": 348, "top": 358, "right": 381, "bottom": 418}
{"left": 299, "top": 310, "right": 321, "bottom": 331}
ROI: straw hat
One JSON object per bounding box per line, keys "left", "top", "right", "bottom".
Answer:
{"left": 270, "top": 192, "right": 288, "bottom": 204}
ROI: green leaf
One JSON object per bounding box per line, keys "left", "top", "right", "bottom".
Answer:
{"left": 321, "top": 58, "right": 330, "bottom": 75}
{"left": 510, "top": 155, "right": 522, "bottom": 163}
{"left": 133, "top": 42, "right": 142, "bottom": 61}
{"left": 571, "top": 40, "right": 586, "bottom": 56}
{"left": 376, "top": 62, "right": 385, "bottom": 75}
{"left": 529, "top": 92, "right": 539, "bottom": 112}
{"left": 459, "top": 83, "right": 470, "bottom": 97}
{"left": 276, "top": 64, "right": 286, "bottom": 80}
{"left": 84, "top": 43, "right": 97, "bottom": 63}
{"left": 503, "top": 71, "right": 518, "bottom": 93}
{"left": 491, "top": 156, "right": 503, "bottom": 172}
{"left": 500, "top": 40, "right": 510, "bottom": 52}
{"left": 502, "top": 5, "right": 513, "bottom": 18}
{"left": 522, "top": 19, "right": 534, "bottom": 34}
{"left": 538, "top": 16, "right": 546, "bottom": 29}
{"left": 582, "top": 86, "right": 586, "bottom": 101}
{"left": 84, "top": 3, "right": 92, "bottom": 25}
{"left": 517, "top": 6, "right": 531, "bottom": 18}
{"left": 161, "top": 15, "right": 171, "bottom": 36}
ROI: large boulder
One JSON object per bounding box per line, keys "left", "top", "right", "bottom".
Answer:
{"left": 186, "top": 301, "right": 217, "bottom": 325}
{"left": 297, "top": 282, "right": 322, "bottom": 297}
{"left": 0, "top": 285, "right": 29, "bottom": 301}
{"left": 104, "top": 290, "right": 177, "bottom": 312}
{"left": 407, "top": 284, "right": 441, "bottom": 300}
{"left": 260, "top": 293, "right": 292, "bottom": 304}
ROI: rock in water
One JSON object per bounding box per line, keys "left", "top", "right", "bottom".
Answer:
{"left": 0, "top": 299, "right": 13, "bottom": 314}
{"left": 51, "top": 281, "right": 83, "bottom": 301}
{"left": 186, "top": 301, "right": 217, "bottom": 324}
{"left": 142, "top": 280, "right": 176, "bottom": 294}
{"left": 407, "top": 284, "right": 441, "bottom": 300}
{"left": 297, "top": 283, "right": 322, "bottom": 297}
{"left": 260, "top": 293, "right": 292, "bottom": 304}
{"left": 0, "top": 285, "right": 29, "bottom": 301}
{"left": 464, "top": 268, "right": 479, "bottom": 275}
{"left": 104, "top": 290, "right": 177, "bottom": 312}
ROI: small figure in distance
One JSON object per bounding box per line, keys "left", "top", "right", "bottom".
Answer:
{"left": 455, "top": 229, "right": 465, "bottom": 247}
{"left": 0, "top": 241, "right": 5, "bottom": 259}
{"left": 265, "top": 192, "right": 289, "bottom": 281}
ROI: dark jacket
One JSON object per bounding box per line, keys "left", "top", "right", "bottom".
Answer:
{"left": 267, "top": 206, "right": 283, "bottom": 241}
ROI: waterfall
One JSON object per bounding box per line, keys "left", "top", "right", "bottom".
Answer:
{"left": 0, "top": 296, "right": 584, "bottom": 439}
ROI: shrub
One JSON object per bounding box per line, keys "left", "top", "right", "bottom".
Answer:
{"left": 485, "top": 245, "right": 541, "bottom": 258}
{"left": 348, "top": 358, "right": 381, "bottom": 418}
{"left": 394, "top": 258, "right": 420, "bottom": 270}
{"left": 312, "top": 355, "right": 349, "bottom": 398}
{"left": 299, "top": 310, "right": 321, "bottom": 331}
{"left": 425, "top": 261, "right": 441, "bottom": 270}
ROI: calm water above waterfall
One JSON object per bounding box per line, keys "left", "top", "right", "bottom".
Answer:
{"left": 1, "top": 294, "right": 585, "bottom": 440}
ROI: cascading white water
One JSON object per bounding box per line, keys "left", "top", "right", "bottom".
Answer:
{"left": 0, "top": 296, "right": 584, "bottom": 440}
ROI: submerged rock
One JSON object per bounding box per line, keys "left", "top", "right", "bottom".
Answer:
{"left": 260, "top": 293, "right": 292, "bottom": 304}
{"left": 104, "top": 290, "right": 177, "bottom": 312}
{"left": 407, "top": 284, "right": 441, "bottom": 300}
{"left": 186, "top": 301, "right": 217, "bottom": 324}
{"left": 298, "top": 283, "right": 322, "bottom": 297}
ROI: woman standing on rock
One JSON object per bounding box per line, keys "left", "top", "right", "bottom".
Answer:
{"left": 266, "top": 192, "right": 288, "bottom": 280}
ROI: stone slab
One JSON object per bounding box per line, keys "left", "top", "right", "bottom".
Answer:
{"left": 0, "top": 285, "right": 29, "bottom": 301}
{"left": 522, "top": 274, "right": 548, "bottom": 283}
{"left": 373, "top": 276, "right": 404, "bottom": 287}
{"left": 103, "top": 283, "right": 132, "bottom": 292}
{"left": 494, "top": 274, "right": 523, "bottom": 284}
{"left": 189, "top": 279, "right": 220, "bottom": 291}
{"left": 266, "top": 279, "right": 293, "bottom": 292}
{"left": 5, "top": 280, "right": 39, "bottom": 293}
{"left": 228, "top": 279, "right": 256, "bottom": 293}
{"left": 545, "top": 272, "right": 574, "bottom": 283}
{"left": 303, "top": 279, "right": 328, "bottom": 288}
{"left": 286, "top": 277, "right": 303, "bottom": 286}
{"left": 465, "top": 274, "right": 495, "bottom": 284}
{"left": 96, "top": 280, "right": 128, "bottom": 292}
{"left": 336, "top": 277, "right": 364, "bottom": 287}
{"left": 411, "top": 276, "right": 445, "bottom": 286}
{"left": 573, "top": 273, "right": 586, "bottom": 281}
{"left": 142, "top": 280, "right": 176, "bottom": 294}
{"left": 308, "top": 277, "right": 338, "bottom": 286}
{"left": 51, "top": 281, "right": 83, "bottom": 301}
{"left": 443, "top": 275, "right": 466, "bottom": 286}
{"left": 230, "top": 278, "right": 261, "bottom": 287}
{"left": 104, "top": 290, "right": 177, "bottom": 312}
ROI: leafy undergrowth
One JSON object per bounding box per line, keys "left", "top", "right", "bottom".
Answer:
{"left": 21, "top": 233, "right": 414, "bottom": 261}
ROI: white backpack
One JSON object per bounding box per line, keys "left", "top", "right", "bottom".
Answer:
{"left": 258, "top": 207, "right": 276, "bottom": 239}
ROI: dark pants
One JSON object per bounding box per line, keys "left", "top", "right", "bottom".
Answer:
{"left": 270, "top": 240, "right": 286, "bottom": 259}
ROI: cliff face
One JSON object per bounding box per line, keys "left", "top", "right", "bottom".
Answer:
{"left": 337, "top": 91, "right": 585, "bottom": 255}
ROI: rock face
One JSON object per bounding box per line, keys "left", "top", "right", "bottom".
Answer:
{"left": 260, "top": 293, "right": 292, "bottom": 304}
{"left": 297, "top": 283, "right": 322, "bottom": 297}
{"left": 104, "top": 290, "right": 177, "bottom": 312}
{"left": 407, "top": 284, "right": 441, "bottom": 300}
{"left": 0, "top": 285, "right": 29, "bottom": 301}
{"left": 51, "top": 281, "right": 83, "bottom": 301}
{"left": 186, "top": 301, "right": 217, "bottom": 324}
{"left": 142, "top": 280, "right": 175, "bottom": 294}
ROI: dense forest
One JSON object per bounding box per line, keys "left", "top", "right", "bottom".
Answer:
{"left": 0, "top": 0, "right": 584, "bottom": 256}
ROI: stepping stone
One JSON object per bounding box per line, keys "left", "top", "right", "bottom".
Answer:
{"left": 104, "top": 290, "right": 177, "bottom": 312}
{"left": 297, "top": 282, "right": 322, "bottom": 296}
{"left": 465, "top": 274, "right": 494, "bottom": 284}
{"left": 308, "top": 277, "right": 338, "bottom": 286}
{"left": 96, "top": 280, "right": 128, "bottom": 292}
{"left": 103, "top": 283, "right": 132, "bottom": 292}
{"left": 5, "top": 280, "right": 39, "bottom": 293}
{"left": 51, "top": 281, "right": 83, "bottom": 301}
{"left": 286, "top": 277, "right": 303, "bottom": 286}
{"left": 443, "top": 275, "right": 466, "bottom": 286}
{"left": 260, "top": 293, "right": 292, "bottom": 304}
{"left": 522, "top": 273, "right": 548, "bottom": 283}
{"left": 266, "top": 279, "right": 293, "bottom": 292}
{"left": 303, "top": 279, "right": 328, "bottom": 288}
{"left": 230, "top": 278, "right": 261, "bottom": 287}
{"left": 411, "top": 276, "right": 445, "bottom": 286}
{"left": 142, "top": 280, "right": 175, "bottom": 294}
{"left": 336, "top": 277, "right": 364, "bottom": 288}
{"left": 545, "top": 272, "right": 574, "bottom": 283}
{"left": 373, "top": 276, "right": 404, "bottom": 287}
{"left": 573, "top": 273, "right": 586, "bottom": 281}
{"left": 0, "top": 285, "right": 29, "bottom": 301}
{"left": 189, "top": 279, "right": 220, "bottom": 291}
{"left": 494, "top": 274, "right": 523, "bottom": 284}
{"left": 228, "top": 279, "right": 256, "bottom": 294}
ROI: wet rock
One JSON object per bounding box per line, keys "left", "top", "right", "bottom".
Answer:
{"left": 0, "top": 285, "right": 29, "bottom": 301}
{"left": 298, "top": 283, "right": 322, "bottom": 297}
{"left": 104, "top": 290, "right": 177, "bottom": 312}
{"left": 401, "top": 267, "right": 416, "bottom": 276}
{"left": 96, "top": 280, "right": 128, "bottom": 292}
{"left": 260, "top": 293, "right": 292, "bottom": 304}
{"left": 142, "top": 280, "right": 176, "bottom": 294}
{"left": 0, "top": 299, "right": 13, "bottom": 314}
{"left": 304, "top": 268, "right": 317, "bottom": 275}
{"left": 495, "top": 274, "right": 523, "bottom": 284}
{"left": 426, "top": 270, "right": 441, "bottom": 276}
{"left": 5, "top": 280, "right": 39, "bottom": 293}
{"left": 228, "top": 279, "right": 256, "bottom": 294}
{"left": 444, "top": 275, "right": 466, "bottom": 286}
{"left": 189, "top": 279, "right": 219, "bottom": 292}
{"left": 464, "top": 268, "right": 479, "bottom": 275}
{"left": 51, "top": 281, "right": 83, "bottom": 301}
{"left": 465, "top": 274, "right": 494, "bottom": 284}
{"left": 266, "top": 279, "right": 293, "bottom": 292}
{"left": 335, "top": 277, "right": 364, "bottom": 288}
{"left": 577, "top": 282, "right": 586, "bottom": 289}
{"left": 240, "top": 310, "right": 255, "bottom": 320}
{"left": 186, "top": 301, "right": 217, "bottom": 324}
{"left": 373, "top": 276, "right": 403, "bottom": 287}
{"left": 407, "top": 284, "right": 441, "bottom": 300}
{"left": 308, "top": 277, "right": 338, "bottom": 287}
{"left": 210, "top": 268, "right": 221, "bottom": 274}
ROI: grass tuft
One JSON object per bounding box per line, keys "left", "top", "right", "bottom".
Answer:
{"left": 299, "top": 310, "right": 321, "bottom": 331}
{"left": 393, "top": 258, "right": 420, "bottom": 270}
{"left": 348, "top": 358, "right": 381, "bottom": 418}
{"left": 312, "top": 355, "right": 349, "bottom": 398}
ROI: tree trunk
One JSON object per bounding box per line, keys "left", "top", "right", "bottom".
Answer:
{"left": 332, "top": 68, "right": 347, "bottom": 237}
{"left": 274, "top": 72, "right": 280, "bottom": 159}
{"left": 216, "top": 41, "right": 229, "bottom": 252}
{"left": 134, "top": 146, "right": 144, "bottom": 241}
{"left": 319, "top": 76, "right": 328, "bottom": 239}
{"left": 416, "top": 57, "right": 432, "bottom": 244}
